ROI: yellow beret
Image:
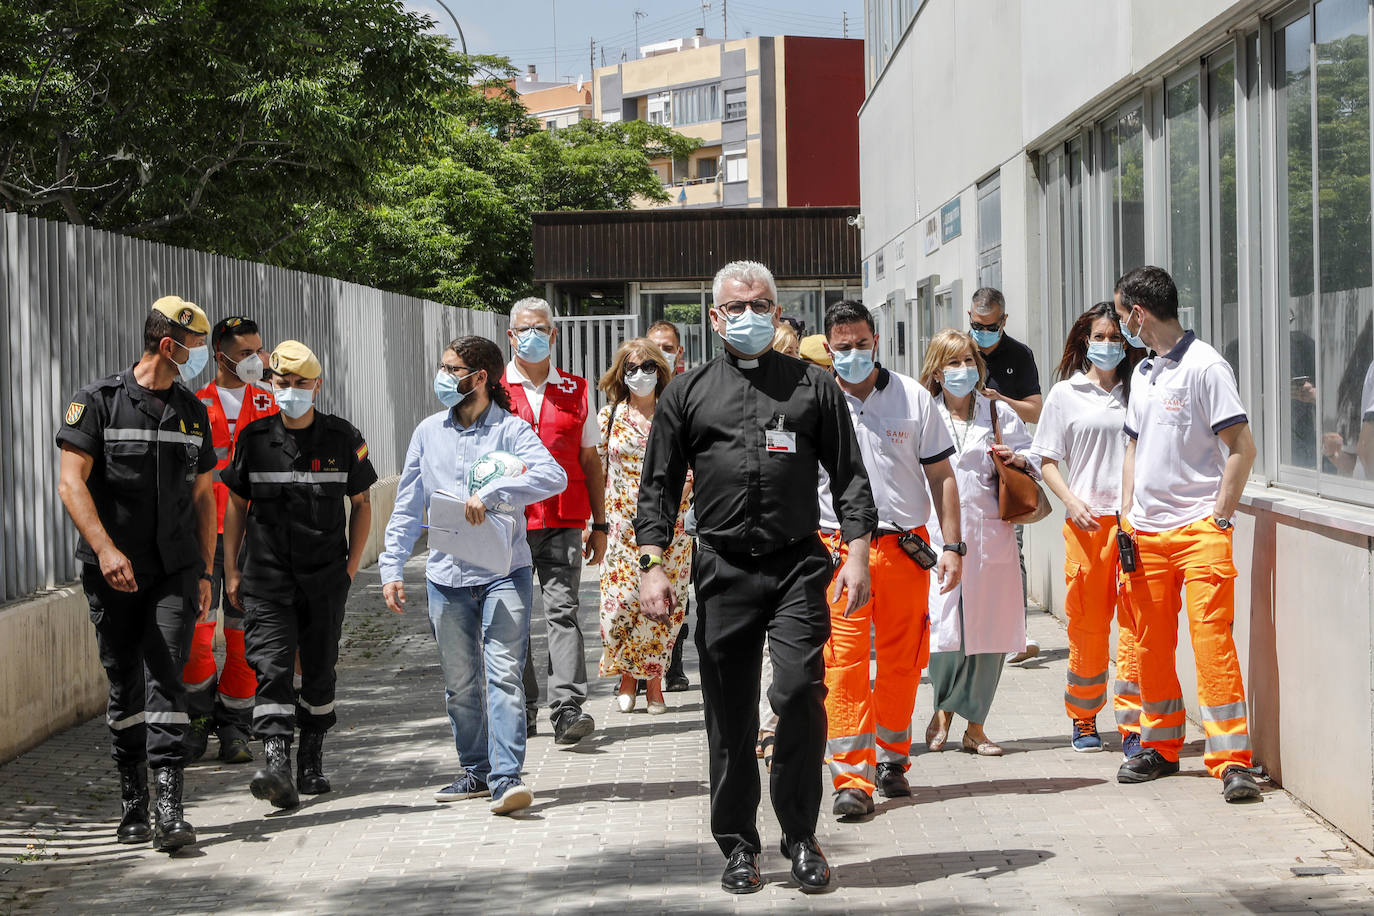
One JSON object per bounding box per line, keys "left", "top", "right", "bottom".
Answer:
{"left": 799, "top": 334, "right": 832, "bottom": 368}
{"left": 150, "top": 295, "right": 210, "bottom": 335}
{"left": 269, "top": 340, "right": 322, "bottom": 379}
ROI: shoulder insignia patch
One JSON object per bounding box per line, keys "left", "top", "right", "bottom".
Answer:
{"left": 355, "top": 442, "right": 369, "bottom": 462}
{"left": 65, "top": 402, "right": 85, "bottom": 425}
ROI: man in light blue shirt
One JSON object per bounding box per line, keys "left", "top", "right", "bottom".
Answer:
{"left": 380, "top": 336, "right": 566, "bottom": 815}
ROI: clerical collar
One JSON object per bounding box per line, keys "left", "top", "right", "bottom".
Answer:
{"left": 725, "top": 349, "right": 772, "bottom": 370}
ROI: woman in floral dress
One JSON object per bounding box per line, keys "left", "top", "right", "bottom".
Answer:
{"left": 597, "top": 338, "right": 691, "bottom": 715}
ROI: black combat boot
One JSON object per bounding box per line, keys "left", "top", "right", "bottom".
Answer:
{"left": 250, "top": 736, "right": 299, "bottom": 809}
{"left": 297, "top": 730, "right": 331, "bottom": 795}
{"left": 115, "top": 763, "right": 151, "bottom": 844}
{"left": 151, "top": 767, "right": 196, "bottom": 852}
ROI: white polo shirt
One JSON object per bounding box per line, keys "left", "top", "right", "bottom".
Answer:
{"left": 1031, "top": 373, "right": 1129, "bottom": 516}
{"left": 504, "top": 361, "right": 599, "bottom": 448}
{"left": 818, "top": 367, "right": 955, "bottom": 532}
{"left": 1123, "top": 332, "right": 1247, "bottom": 532}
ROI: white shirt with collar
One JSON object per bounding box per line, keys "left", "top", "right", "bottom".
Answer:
{"left": 1032, "top": 372, "right": 1129, "bottom": 516}
{"left": 504, "top": 360, "right": 599, "bottom": 448}
{"left": 1124, "top": 331, "right": 1247, "bottom": 532}
{"left": 818, "top": 367, "right": 955, "bottom": 532}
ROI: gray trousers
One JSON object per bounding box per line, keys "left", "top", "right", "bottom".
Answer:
{"left": 522, "top": 527, "right": 588, "bottom": 720}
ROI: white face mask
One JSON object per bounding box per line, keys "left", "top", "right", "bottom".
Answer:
{"left": 229, "top": 352, "right": 265, "bottom": 385}
{"left": 625, "top": 368, "right": 658, "bottom": 396}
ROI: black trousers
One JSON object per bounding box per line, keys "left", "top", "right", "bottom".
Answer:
{"left": 242, "top": 572, "right": 350, "bottom": 739}
{"left": 693, "top": 536, "right": 831, "bottom": 857}
{"left": 83, "top": 564, "right": 197, "bottom": 768}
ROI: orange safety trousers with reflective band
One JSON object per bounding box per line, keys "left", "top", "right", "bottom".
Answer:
{"left": 1063, "top": 518, "right": 1142, "bottom": 736}
{"left": 822, "top": 530, "right": 931, "bottom": 795}
{"left": 183, "top": 621, "right": 258, "bottom": 710}
{"left": 1119, "top": 517, "right": 1250, "bottom": 778}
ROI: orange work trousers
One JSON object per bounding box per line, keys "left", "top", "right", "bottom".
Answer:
{"left": 822, "top": 530, "right": 931, "bottom": 795}
{"left": 1063, "top": 518, "right": 1141, "bottom": 738}
{"left": 1120, "top": 517, "right": 1250, "bottom": 778}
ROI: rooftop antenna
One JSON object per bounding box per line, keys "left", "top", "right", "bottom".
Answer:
{"left": 701, "top": 1, "right": 711, "bottom": 32}
{"left": 634, "top": 8, "right": 647, "bottom": 56}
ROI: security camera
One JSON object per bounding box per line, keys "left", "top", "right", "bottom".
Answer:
{"left": 846, "top": 214, "right": 865, "bottom": 229}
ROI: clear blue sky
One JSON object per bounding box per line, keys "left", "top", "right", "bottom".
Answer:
{"left": 404, "top": 1, "right": 863, "bottom": 83}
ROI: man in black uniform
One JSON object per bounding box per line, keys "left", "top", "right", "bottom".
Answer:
{"left": 56, "top": 295, "right": 218, "bottom": 852}
{"left": 968, "top": 285, "right": 1044, "bottom": 663}
{"left": 221, "top": 340, "right": 376, "bottom": 809}
{"left": 636, "top": 260, "right": 876, "bottom": 895}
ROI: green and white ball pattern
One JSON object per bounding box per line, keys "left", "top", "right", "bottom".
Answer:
{"left": 467, "top": 450, "right": 527, "bottom": 513}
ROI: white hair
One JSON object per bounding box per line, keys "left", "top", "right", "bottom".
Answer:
{"left": 509, "top": 297, "right": 554, "bottom": 327}
{"left": 712, "top": 260, "right": 778, "bottom": 306}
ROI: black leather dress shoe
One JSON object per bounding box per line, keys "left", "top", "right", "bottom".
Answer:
{"left": 780, "top": 835, "right": 831, "bottom": 892}
{"left": 832, "top": 787, "right": 874, "bottom": 818}
{"left": 1116, "top": 748, "right": 1180, "bottom": 784}
{"left": 720, "top": 849, "right": 762, "bottom": 894}
{"left": 875, "top": 762, "right": 911, "bottom": 798}
{"left": 552, "top": 709, "right": 594, "bottom": 745}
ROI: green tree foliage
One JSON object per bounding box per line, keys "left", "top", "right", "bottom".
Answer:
{"left": 1, "top": 1, "right": 697, "bottom": 309}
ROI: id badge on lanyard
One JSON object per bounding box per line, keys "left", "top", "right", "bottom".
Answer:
{"left": 765, "top": 412, "right": 796, "bottom": 454}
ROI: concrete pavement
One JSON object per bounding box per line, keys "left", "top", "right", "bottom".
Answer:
{"left": 2, "top": 558, "right": 1373, "bottom": 914}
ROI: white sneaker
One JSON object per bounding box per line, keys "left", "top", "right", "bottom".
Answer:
{"left": 490, "top": 783, "right": 534, "bottom": 815}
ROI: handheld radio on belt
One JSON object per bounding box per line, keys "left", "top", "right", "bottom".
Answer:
{"left": 1115, "top": 512, "right": 1138, "bottom": 573}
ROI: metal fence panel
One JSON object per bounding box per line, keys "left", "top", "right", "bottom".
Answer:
{"left": 552, "top": 314, "right": 640, "bottom": 411}
{"left": 0, "top": 213, "right": 509, "bottom": 604}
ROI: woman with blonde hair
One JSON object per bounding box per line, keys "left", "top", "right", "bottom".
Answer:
{"left": 596, "top": 338, "right": 691, "bottom": 715}
{"left": 772, "top": 323, "right": 800, "bottom": 358}
{"left": 919, "top": 329, "right": 1040, "bottom": 756}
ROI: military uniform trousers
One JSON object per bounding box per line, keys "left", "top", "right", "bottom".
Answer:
{"left": 822, "top": 530, "right": 931, "bottom": 795}
{"left": 242, "top": 572, "right": 351, "bottom": 739}
{"left": 693, "top": 536, "right": 831, "bottom": 857}
{"left": 83, "top": 564, "right": 198, "bottom": 768}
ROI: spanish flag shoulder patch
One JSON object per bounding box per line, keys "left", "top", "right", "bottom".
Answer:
{"left": 355, "top": 442, "right": 369, "bottom": 462}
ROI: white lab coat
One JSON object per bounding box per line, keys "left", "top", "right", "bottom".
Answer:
{"left": 926, "top": 393, "right": 1040, "bottom": 655}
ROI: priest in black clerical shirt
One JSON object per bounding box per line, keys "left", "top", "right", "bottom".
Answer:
{"left": 635, "top": 260, "right": 877, "bottom": 896}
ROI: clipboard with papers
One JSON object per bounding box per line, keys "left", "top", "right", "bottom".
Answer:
{"left": 426, "top": 489, "right": 517, "bottom": 575}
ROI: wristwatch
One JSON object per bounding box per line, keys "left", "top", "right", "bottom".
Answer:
{"left": 1213, "top": 516, "right": 1233, "bottom": 530}
{"left": 591, "top": 522, "right": 609, "bottom": 534}
{"left": 638, "top": 554, "right": 664, "bottom": 572}
{"left": 942, "top": 541, "right": 967, "bottom": 556}
{"left": 199, "top": 572, "right": 213, "bottom": 583}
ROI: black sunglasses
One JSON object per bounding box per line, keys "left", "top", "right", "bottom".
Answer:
{"left": 624, "top": 360, "right": 658, "bottom": 375}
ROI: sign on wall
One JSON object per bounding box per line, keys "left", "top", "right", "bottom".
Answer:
{"left": 940, "top": 198, "right": 961, "bottom": 243}
{"left": 923, "top": 214, "right": 940, "bottom": 255}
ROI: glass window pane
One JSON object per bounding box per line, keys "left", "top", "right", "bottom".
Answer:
{"left": 1117, "top": 106, "right": 1146, "bottom": 277}
{"left": 1167, "top": 76, "right": 1203, "bottom": 329}
{"left": 1315, "top": 0, "right": 1374, "bottom": 480}
{"left": 1277, "top": 14, "right": 1315, "bottom": 469}
{"left": 1210, "top": 57, "right": 1241, "bottom": 376}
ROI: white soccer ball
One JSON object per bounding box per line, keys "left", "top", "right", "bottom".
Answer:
{"left": 467, "top": 450, "right": 527, "bottom": 513}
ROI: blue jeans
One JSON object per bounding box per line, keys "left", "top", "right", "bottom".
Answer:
{"left": 426, "top": 568, "right": 533, "bottom": 796}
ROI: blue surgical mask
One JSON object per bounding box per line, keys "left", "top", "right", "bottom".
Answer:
{"left": 434, "top": 370, "right": 479, "bottom": 408}
{"left": 970, "top": 326, "right": 1002, "bottom": 349}
{"left": 1120, "top": 309, "right": 1147, "bottom": 350}
{"left": 717, "top": 308, "right": 776, "bottom": 356}
{"left": 172, "top": 340, "right": 209, "bottom": 385}
{"left": 941, "top": 366, "right": 978, "bottom": 397}
{"left": 831, "top": 347, "right": 875, "bottom": 383}
{"left": 514, "top": 329, "right": 551, "bottom": 362}
{"left": 1087, "top": 340, "right": 1126, "bottom": 371}
{"left": 274, "top": 386, "right": 314, "bottom": 419}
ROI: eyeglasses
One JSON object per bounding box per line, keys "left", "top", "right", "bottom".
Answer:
{"left": 970, "top": 319, "right": 1002, "bottom": 333}
{"left": 718, "top": 299, "right": 775, "bottom": 317}
{"left": 511, "top": 325, "right": 551, "bottom": 335}
{"left": 438, "top": 363, "right": 474, "bottom": 377}
{"left": 624, "top": 361, "right": 658, "bottom": 375}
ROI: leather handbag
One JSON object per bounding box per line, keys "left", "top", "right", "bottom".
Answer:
{"left": 989, "top": 400, "right": 1052, "bottom": 525}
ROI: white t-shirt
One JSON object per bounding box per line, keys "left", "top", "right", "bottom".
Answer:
{"left": 504, "top": 361, "right": 599, "bottom": 448}
{"left": 217, "top": 384, "right": 246, "bottom": 435}
{"left": 1031, "top": 373, "right": 1129, "bottom": 516}
{"left": 1124, "top": 333, "right": 1247, "bottom": 532}
{"left": 818, "top": 368, "right": 955, "bottom": 531}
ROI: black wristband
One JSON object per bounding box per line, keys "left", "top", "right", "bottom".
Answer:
{"left": 591, "top": 522, "right": 609, "bottom": 533}
{"left": 199, "top": 572, "right": 213, "bottom": 583}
